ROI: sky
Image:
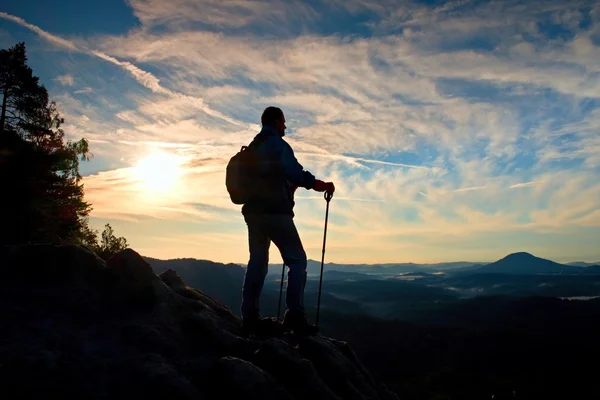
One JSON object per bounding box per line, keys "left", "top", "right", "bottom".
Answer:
{"left": 1, "top": 0, "right": 599, "bottom": 265}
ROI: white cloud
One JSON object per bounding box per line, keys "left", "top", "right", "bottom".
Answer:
{"left": 1, "top": 11, "right": 247, "bottom": 134}
{"left": 55, "top": 74, "right": 74, "bottom": 86}
{"left": 510, "top": 181, "right": 539, "bottom": 189}
{"left": 74, "top": 87, "right": 94, "bottom": 94}
{"left": 3, "top": 1, "right": 600, "bottom": 262}
{"left": 87, "top": 0, "right": 600, "bottom": 262}
{"left": 127, "top": 0, "right": 319, "bottom": 29}
{"left": 0, "top": 12, "right": 80, "bottom": 51}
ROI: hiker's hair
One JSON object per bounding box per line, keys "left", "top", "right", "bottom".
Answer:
{"left": 261, "top": 106, "right": 284, "bottom": 126}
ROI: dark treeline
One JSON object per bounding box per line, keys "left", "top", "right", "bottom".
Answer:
{"left": 147, "top": 256, "right": 600, "bottom": 400}
{"left": 0, "top": 42, "right": 126, "bottom": 259}
{"left": 317, "top": 297, "right": 600, "bottom": 400}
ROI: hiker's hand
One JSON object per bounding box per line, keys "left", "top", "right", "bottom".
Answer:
{"left": 314, "top": 180, "right": 335, "bottom": 195}
{"left": 327, "top": 182, "right": 335, "bottom": 196}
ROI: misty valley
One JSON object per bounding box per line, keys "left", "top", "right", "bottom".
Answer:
{"left": 148, "top": 252, "right": 600, "bottom": 399}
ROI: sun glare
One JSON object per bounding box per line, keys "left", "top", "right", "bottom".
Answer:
{"left": 134, "top": 151, "right": 183, "bottom": 192}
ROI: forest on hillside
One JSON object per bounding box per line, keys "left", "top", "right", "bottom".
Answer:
{"left": 0, "top": 42, "right": 127, "bottom": 259}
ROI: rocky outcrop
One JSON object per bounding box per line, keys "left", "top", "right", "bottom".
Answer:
{"left": 0, "top": 245, "right": 398, "bottom": 399}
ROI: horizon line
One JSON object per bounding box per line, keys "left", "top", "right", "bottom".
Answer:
{"left": 141, "top": 252, "right": 600, "bottom": 266}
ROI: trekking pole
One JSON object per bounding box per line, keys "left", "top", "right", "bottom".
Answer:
{"left": 277, "top": 263, "right": 285, "bottom": 321}
{"left": 315, "top": 191, "right": 333, "bottom": 327}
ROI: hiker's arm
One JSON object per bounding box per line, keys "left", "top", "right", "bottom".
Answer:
{"left": 280, "top": 142, "right": 316, "bottom": 189}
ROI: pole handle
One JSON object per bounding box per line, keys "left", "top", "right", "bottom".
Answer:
{"left": 324, "top": 191, "right": 333, "bottom": 202}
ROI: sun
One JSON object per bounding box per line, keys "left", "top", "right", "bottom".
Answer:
{"left": 133, "top": 151, "right": 183, "bottom": 192}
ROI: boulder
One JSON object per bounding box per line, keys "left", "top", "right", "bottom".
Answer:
{"left": 208, "top": 356, "right": 293, "bottom": 400}
{"left": 0, "top": 245, "right": 399, "bottom": 400}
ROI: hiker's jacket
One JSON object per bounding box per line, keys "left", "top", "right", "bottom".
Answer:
{"left": 241, "top": 126, "right": 316, "bottom": 216}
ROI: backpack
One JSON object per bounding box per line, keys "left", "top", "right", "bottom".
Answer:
{"left": 226, "top": 135, "right": 269, "bottom": 205}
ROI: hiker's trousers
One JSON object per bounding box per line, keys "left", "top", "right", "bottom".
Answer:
{"left": 241, "top": 213, "right": 307, "bottom": 319}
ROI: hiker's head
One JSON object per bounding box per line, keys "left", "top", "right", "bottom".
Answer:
{"left": 261, "top": 106, "right": 286, "bottom": 137}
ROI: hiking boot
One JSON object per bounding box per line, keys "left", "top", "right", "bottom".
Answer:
{"left": 282, "top": 310, "right": 319, "bottom": 335}
{"left": 241, "top": 316, "right": 284, "bottom": 338}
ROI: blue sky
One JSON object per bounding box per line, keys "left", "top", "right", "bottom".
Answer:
{"left": 1, "top": 0, "right": 599, "bottom": 264}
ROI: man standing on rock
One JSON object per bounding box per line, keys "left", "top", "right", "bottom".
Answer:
{"left": 240, "top": 106, "right": 335, "bottom": 336}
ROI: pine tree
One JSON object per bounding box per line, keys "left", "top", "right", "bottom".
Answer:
{"left": 0, "top": 42, "right": 93, "bottom": 245}
{"left": 89, "top": 223, "right": 129, "bottom": 260}
{"left": 0, "top": 42, "right": 46, "bottom": 136}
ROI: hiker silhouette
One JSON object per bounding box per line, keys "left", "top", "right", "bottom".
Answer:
{"left": 237, "top": 106, "right": 334, "bottom": 336}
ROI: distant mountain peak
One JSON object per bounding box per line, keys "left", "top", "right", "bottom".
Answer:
{"left": 503, "top": 252, "right": 536, "bottom": 259}
{"left": 477, "top": 252, "right": 573, "bottom": 275}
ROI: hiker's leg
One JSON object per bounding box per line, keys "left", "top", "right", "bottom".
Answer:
{"left": 267, "top": 214, "right": 307, "bottom": 314}
{"left": 241, "top": 214, "right": 270, "bottom": 319}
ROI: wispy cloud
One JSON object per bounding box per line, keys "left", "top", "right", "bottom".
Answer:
{"left": 55, "top": 74, "right": 74, "bottom": 86}
{"left": 2, "top": 0, "right": 599, "bottom": 263}
{"left": 0, "top": 12, "right": 247, "bottom": 131}
{"left": 74, "top": 87, "right": 93, "bottom": 94}
{"left": 453, "top": 186, "right": 487, "bottom": 193}
{"left": 0, "top": 12, "right": 79, "bottom": 51}
{"left": 127, "top": 0, "right": 319, "bottom": 30}
{"left": 510, "top": 181, "right": 540, "bottom": 189}
{"left": 90, "top": 50, "right": 169, "bottom": 94}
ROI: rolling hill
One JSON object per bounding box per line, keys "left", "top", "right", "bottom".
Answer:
{"left": 473, "top": 252, "right": 579, "bottom": 275}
